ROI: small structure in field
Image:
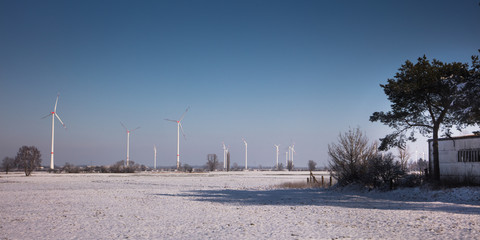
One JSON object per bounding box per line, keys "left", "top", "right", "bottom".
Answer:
{"left": 428, "top": 134, "right": 480, "bottom": 183}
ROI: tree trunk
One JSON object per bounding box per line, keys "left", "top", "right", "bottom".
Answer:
{"left": 432, "top": 126, "right": 440, "bottom": 182}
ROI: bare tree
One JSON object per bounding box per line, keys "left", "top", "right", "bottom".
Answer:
{"left": 308, "top": 160, "right": 317, "bottom": 171}
{"left": 328, "top": 127, "right": 377, "bottom": 186}
{"left": 206, "top": 154, "right": 219, "bottom": 171}
{"left": 287, "top": 160, "right": 294, "bottom": 171}
{"left": 15, "top": 146, "right": 42, "bottom": 176}
{"left": 397, "top": 146, "right": 411, "bottom": 172}
{"left": 2, "top": 157, "right": 15, "bottom": 174}
{"left": 62, "top": 162, "right": 80, "bottom": 173}
{"left": 277, "top": 163, "right": 284, "bottom": 171}
{"left": 232, "top": 162, "right": 239, "bottom": 171}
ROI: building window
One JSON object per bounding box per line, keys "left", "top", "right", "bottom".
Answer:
{"left": 458, "top": 149, "right": 480, "bottom": 162}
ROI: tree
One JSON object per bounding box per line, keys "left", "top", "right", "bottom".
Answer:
{"left": 2, "top": 157, "right": 15, "bottom": 174}
{"left": 277, "top": 163, "right": 284, "bottom": 171}
{"left": 365, "top": 153, "right": 404, "bottom": 189}
{"left": 109, "top": 160, "right": 138, "bottom": 173}
{"left": 370, "top": 54, "right": 480, "bottom": 181}
{"left": 15, "top": 146, "right": 42, "bottom": 176}
{"left": 62, "top": 162, "right": 80, "bottom": 173}
{"left": 286, "top": 160, "right": 294, "bottom": 171}
{"left": 183, "top": 164, "right": 193, "bottom": 173}
{"left": 328, "top": 127, "right": 377, "bottom": 186}
{"left": 206, "top": 154, "right": 219, "bottom": 171}
{"left": 231, "top": 162, "right": 238, "bottom": 170}
{"left": 308, "top": 160, "right": 317, "bottom": 171}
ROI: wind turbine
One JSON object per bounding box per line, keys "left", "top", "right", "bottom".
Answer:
{"left": 285, "top": 151, "right": 288, "bottom": 166}
{"left": 291, "top": 144, "right": 296, "bottom": 165}
{"left": 274, "top": 144, "right": 280, "bottom": 170}
{"left": 242, "top": 138, "right": 248, "bottom": 170}
{"left": 120, "top": 122, "right": 140, "bottom": 167}
{"left": 222, "top": 142, "right": 227, "bottom": 169}
{"left": 42, "top": 93, "right": 66, "bottom": 170}
{"left": 288, "top": 145, "right": 292, "bottom": 164}
{"left": 153, "top": 145, "right": 157, "bottom": 170}
{"left": 165, "top": 107, "right": 189, "bottom": 170}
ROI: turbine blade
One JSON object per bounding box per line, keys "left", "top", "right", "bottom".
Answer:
{"left": 131, "top": 126, "right": 140, "bottom": 132}
{"left": 164, "top": 119, "right": 177, "bottom": 123}
{"left": 179, "top": 106, "right": 190, "bottom": 122}
{"left": 55, "top": 113, "right": 66, "bottom": 128}
{"left": 41, "top": 113, "right": 52, "bottom": 119}
{"left": 54, "top": 94, "right": 59, "bottom": 112}
{"left": 120, "top": 122, "right": 128, "bottom": 131}
{"left": 179, "top": 122, "right": 187, "bottom": 140}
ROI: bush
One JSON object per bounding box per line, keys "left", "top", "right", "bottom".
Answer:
{"left": 328, "top": 128, "right": 407, "bottom": 190}
{"left": 363, "top": 153, "right": 404, "bottom": 190}
{"left": 62, "top": 162, "right": 80, "bottom": 173}
{"left": 328, "top": 127, "right": 376, "bottom": 186}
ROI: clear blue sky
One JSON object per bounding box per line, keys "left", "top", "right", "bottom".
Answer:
{"left": 1, "top": 0, "right": 479, "bottom": 168}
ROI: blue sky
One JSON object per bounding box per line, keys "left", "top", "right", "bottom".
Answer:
{"left": 1, "top": 0, "right": 479, "bottom": 168}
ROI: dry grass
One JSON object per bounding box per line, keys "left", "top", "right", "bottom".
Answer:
{"left": 275, "top": 181, "right": 329, "bottom": 189}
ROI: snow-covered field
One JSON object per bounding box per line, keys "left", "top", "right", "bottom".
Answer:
{"left": 1, "top": 171, "right": 480, "bottom": 239}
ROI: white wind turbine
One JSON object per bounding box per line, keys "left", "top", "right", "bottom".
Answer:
{"left": 242, "top": 138, "right": 248, "bottom": 170}
{"left": 42, "top": 93, "right": 66, "bottom": 170}
{"left": 153, "top": 145, "right": 157, "bottom": 170}
{"left": 222, "top": 142, "right": 227, "bottom": 169}
{"left": 120, "top": 122, "right": 140, "bottom": 167}
{"left": 274, "top": 144, "right": 280, "bottom": 170}
{"left": 285, "top": 151, "right": 288, "bottom": 166}
{"left": 288, "top": 145, "right": 292, "bottom": 164}
{"left": 291, "top": 144, "right": 296, "bottom": 165}
{"left": 165, "top": 107, "right": 189, "bottom": 170}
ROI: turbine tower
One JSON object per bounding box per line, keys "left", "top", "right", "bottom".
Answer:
{"left": 242, "top": 138, "right": 248, "bottom": 170}
{"left": 42, "top": 93, "right": 66, "bottom": 170}
{"left": 120, "top": 122, "right": 140, "bottom": 167}
{"left": 291, "top": 144, "right": 296, "bottom": 165}
{"left": 285, "top": 151, "right": 288, "bottom": 166}
{"left": 288, "top": 146, "right": 292, "bottom": 164}
{"left": 165, "top": 107, "right": 189, "bottom": 170}
{"left": 153, "top": 145, "right": 157, "bottom": 169}
{"left": 222, "top": 142, "right": 227, "bottom": 169}
{"left": 274, "top": 144, "right": 280, "bottom": 170}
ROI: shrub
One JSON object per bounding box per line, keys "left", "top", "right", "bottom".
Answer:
{"left": 328, "top": 127, "right": 376, "bottom": 186}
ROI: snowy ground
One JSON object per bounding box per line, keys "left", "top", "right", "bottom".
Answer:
{"left": 1, "top": 171, "right": 480, "bottom": 239}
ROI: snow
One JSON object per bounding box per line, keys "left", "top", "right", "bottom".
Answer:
{"left": 1, "top": 171, "right": 480, "bottom": 239}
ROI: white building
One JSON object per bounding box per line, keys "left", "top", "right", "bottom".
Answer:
{"left": 428, "top": 135, "right": 480, "bottom": 183}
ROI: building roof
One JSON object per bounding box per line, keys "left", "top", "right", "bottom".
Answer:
{"left": 428, "top": 134, "right": 480, "bottom": 142}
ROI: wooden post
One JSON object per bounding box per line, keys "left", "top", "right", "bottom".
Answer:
{"left": 329, "top": 176, "right": 332, "bottom": 187}
{"left": 321, "top": 176, "right": 324, "bottom": 187}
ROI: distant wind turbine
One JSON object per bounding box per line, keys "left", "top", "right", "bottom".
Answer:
{"left": 154, "top": 145, "right": 157, "bottom": 170}
{"left": 242, "top": 138, "right": 248, "bottom": 170}
{"left": 285, "top": 151, "right": 288, "bottom": 166}
{"left": 165, "top": 106, "right": 190, "bottom": 170}
{"left": 274, "top": 144, "right": 280, "bottom": 170}
{"left": 42, "top": 93, "right": 66, "bottom": 170}
{"left": 120, "top": 122, "right": 140, "bottom": 167}
{"left": 291, "top": 144, "right": 296, "bottom": 165}
{"left": 222, "top": 142, "right": 227, "bottom": 169}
